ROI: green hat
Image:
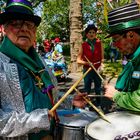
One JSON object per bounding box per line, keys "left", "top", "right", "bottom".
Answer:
{"left": 106, "top": 2, "right": 140, "bottom": 38}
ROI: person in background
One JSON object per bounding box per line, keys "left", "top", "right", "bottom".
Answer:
{"left": 109, "top": 40, "right": 119, "bottom": 62}
{"left": 77, "top": 24, "right": 104, "bottom": 107}
{"left": 0, "top": 0, "right": 87, "bottom": 140}
{"left": 104, "top": 2, "right": 140, "bottom": 112}
{"left": 43, "top": 39, "right": 51, "bottom": 53}
{"left": 54, "top": 37, "right": 63, "bottom": 54}
{"left": 43, "top": 39, "right": 53, "bottom": 59}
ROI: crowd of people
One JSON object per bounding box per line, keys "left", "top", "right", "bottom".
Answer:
{"left": 37, "top": 37, "right": 63, "bottom": 58}
{"left": 0, "top": 0, "right": 140, "bottom": 140}
{"left": 109, "top": 40, "right": 119, "bottom": 63}
{"left": 42, "top": 38, "right": 63, "bottom": 60}
{"left": 41, "top": 38, "right": 68, "bottom": 80}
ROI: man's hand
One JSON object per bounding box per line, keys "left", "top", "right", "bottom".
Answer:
{"left": 48, "top": 110, "right": 55, "bottom": 118}
{"left": 72, "top": 93, "right": 88, "bottom": 108}
{"left": 104, "top": 84, "right": 118, "bottom": 100}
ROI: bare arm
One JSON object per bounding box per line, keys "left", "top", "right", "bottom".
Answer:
{"left": 77, "top": 45, "right": 89, "bottom": 66}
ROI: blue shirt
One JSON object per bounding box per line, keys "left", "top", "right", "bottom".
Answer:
{"left": 55, "top": 43, "right": 63, "bottom": 53}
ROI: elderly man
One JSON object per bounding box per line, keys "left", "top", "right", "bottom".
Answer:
{"left": 0, "top": 0, "right": 87, "bottom": 140}
{"left": 104, "top": 2, "right": 140, "bottom": 112}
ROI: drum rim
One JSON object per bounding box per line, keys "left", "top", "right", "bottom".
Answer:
{"left": 57, "top": 108, "right": 98, "bottom": 127}
{"left": 86, "top": 110, "right": 140, "bottom": 127}
{"left": 85, "top": 133, "right": 98, "bottom": 140}
{"left": 85, "top": 110, "right": 140, "bottom": 139}
{"left": 91, "top": 110, "right": 140, "bottom": 122}
{"left": 56, "top": 123, "right": 85, "bottom": 129}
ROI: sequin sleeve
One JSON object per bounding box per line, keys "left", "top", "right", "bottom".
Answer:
{"left": 0, "top": 71, "right": 51, "bottom": 137}
{"left": 0, "top": 53, "right": 51, "bottom": 137}
{"left": 0, "top": 108, "right": 50, "bottom": 137}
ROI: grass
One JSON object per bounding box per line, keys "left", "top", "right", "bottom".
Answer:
{"left": 64, "top": 55, "right": 123, "bottom": 79}
{"left": 103, "top": 60, "right": 122, "bottom": 78}
{"left": 63, "top": 44, "right": 123, "bottom": 77}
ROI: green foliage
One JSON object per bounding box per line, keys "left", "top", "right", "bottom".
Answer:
{"left": 82, "top": 0, "right": 97, "bottom": 25}
{"left": 37, "top": 0, "right": 69, "bottom": 42}
{"left": 103, "top": 61, "right": 123, "bottom": 78}
{"left": 1, "top": 0, "right": 134, "bottom": 53}
{"left": 63, "top": 44, "right": 70, "bottom": 56}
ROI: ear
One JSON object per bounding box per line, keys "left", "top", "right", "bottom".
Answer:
{"left": 127, "top": 31, "right": 134, "bottom": 39}
{"left": 1, "top": 25, "right": 6, "bottom": 36}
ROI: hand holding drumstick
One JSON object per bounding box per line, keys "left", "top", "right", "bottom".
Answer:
{"left": 104, "top": 84, "right": 118, "bottom": 100}
{"left": 84, "top": 56, "right": 117, "bottom": 100}
{"left": 49, "top": 67, "right": 92, "bottom": 114}
{"left": 72, "top": 93, "right": 88, "bottom": 108}
{"left": 74, "top": 88, "right": 111, "bottom": 123}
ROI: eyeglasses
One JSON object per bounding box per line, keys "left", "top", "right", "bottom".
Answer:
{"left": 7, "top": 20, "right": 36, "bottom": 30}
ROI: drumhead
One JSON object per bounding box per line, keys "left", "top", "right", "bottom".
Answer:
{"left": 57, "top": 108, "right": 98, "bottom": 127}
{"left": 85, "top": 111, "right": 140, "bottom": 140}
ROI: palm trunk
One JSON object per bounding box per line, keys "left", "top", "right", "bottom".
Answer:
{"left": 69, "top": 0, "right": 83, "bottom": 72}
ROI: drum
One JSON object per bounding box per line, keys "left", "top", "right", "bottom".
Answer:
{"left": 54, "top": 108, "right": 98, "bottom": 140}
{"left": 85, "top": 111, "right": 140, "bottom": 140}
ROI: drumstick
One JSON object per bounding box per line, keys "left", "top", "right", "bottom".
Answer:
{"left": 74, "top": 88, "right": 111, "bottom": 123}
{"left": 84, "top": 56, "right": 104, "bottom": 82}
{"left": 50, "top": 67, "right": 92, "bottom": 113}
{"left": 88, "top": 95, "right": 105, "bottom": 98}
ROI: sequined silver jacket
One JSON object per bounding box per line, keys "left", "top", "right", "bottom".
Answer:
{"left": 0, "top": 52, "right": 51, "bottom": 140}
